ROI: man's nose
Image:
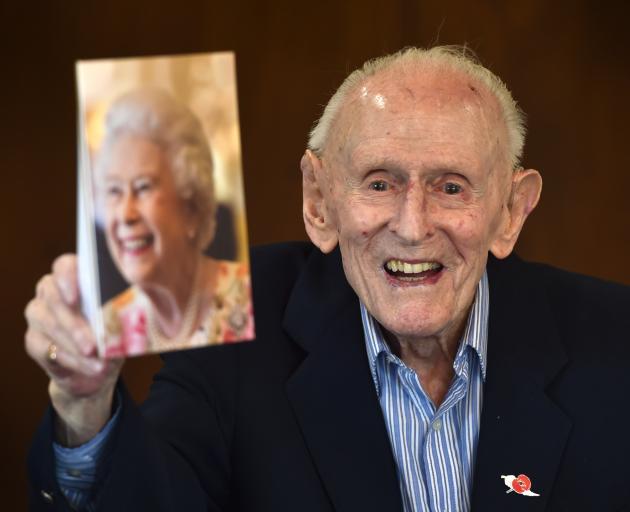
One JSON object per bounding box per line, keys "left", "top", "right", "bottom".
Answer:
{"left": 390, "top": 184, "right": 434, "bottom": 244}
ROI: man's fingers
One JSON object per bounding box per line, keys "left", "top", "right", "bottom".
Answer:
{"left": 46, "top": 290, "right": 96, "bottom": 357}
{"left": 26, "top": 265, "right": 100, "bottom": 377}
{"left": 36, "top": 310, "right": 97, "bottom": 369}
{"left": 35, "top": 274, "right": 54, "bottom": 300}
{"left": 52, "top": 254, "right": 79, "bottom": 306}
{"left": 25, "top": 294, "right": 101, "bottom": 374}
{"left": 25, "top": 326, "right": 103, "bottom": 378}
{"left": 25, "top": 297, "right": 83, "bottom": 359}
{"left": 30, "top": 271, "right": 96, "bottom": 357}
{"left": 25, "top": 255, "right": 122, "bottom": 413}
{"left": 51, "top": 346, "right": 104, "bottom": 378}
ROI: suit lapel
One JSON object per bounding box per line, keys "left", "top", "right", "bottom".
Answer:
{"left": 284, "top": 248, "right": 403, "bottom": 512}
{"left": 281, "top": 250, "right": 570, "bottom": 511}
{"left": 471, "top": 256, "right": 571, "bottom": 511}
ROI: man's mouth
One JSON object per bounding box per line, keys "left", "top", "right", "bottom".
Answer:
{"left": 384, "top": 259, "right": 444, "bottom": 282}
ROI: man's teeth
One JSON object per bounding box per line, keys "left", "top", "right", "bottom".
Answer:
{"left": 122, "top": 238, "right": 150, "bottom": 250}
{"left": 385, "top": 260, "right": 441, "bottom": 274}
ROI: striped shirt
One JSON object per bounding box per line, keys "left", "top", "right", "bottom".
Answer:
{"left": 361, "top": 271, "right": 488, "bottom": 512}
{"left": 54, "top": 396, "right": 120, "bottom": 511}
{"left": 56, "top": 273, "right": 488, "bottom": 511}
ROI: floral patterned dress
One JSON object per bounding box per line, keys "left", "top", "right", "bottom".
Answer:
{"left": 102, "top": 260, "right": 254, "bottom": 357}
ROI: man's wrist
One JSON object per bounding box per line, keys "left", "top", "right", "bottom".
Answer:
{"left": 50, "top": 381, "right": 116, "bottom": 447}
{"left": 53, "top": 390, "right": 122, "bottom": 510}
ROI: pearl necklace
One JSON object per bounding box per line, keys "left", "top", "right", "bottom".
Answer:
{"left": 146, "top": 266, "right": 202, "bottom": 351}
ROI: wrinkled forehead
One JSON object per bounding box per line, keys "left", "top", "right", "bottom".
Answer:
{"left": 330, "top": 65, "right": 507, "bottom": 163}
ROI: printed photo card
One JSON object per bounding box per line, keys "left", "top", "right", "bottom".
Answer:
{"left": 76, "top": 52, "right": 255, "bottom": 358}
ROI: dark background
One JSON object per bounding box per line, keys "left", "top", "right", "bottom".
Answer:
{"left": 2, "top": 0, "right": 629, "bottom": 507}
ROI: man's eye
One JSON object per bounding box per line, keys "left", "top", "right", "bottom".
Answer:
{"left": 443, "top": 182, "right": 462, "bottom": 195}
{"left": 369, "top": 180, "right": 389, "bottom": 192}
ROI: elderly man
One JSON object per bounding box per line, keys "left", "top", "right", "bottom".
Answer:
{"left": 26, "top": 47, "right": 630, "bottom": 511}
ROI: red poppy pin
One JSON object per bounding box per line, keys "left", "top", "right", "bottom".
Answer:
{"left": 501, "top": 474, "right": 540, "bottom": 497}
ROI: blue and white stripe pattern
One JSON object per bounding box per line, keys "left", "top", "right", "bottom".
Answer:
{"left": 361, "top": 271, "right": 488, "bottom": 512}
{"left": 54, "top": 400, "right": 121, "bottom": 511}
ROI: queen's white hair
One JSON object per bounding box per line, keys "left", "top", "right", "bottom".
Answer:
{"left": 308, "top": 46, "right": 526, "bottom": 169}
{"left": 95, "top": 88, "right": 216, "bottom": 249}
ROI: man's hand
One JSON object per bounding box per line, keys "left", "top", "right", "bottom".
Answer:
{"left": 24, "top": 254, "right": 124, "bottom": 447}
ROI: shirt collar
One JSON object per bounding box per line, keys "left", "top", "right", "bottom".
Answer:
{"left": 361, "top": 270, "right": 489, "bottom": 393}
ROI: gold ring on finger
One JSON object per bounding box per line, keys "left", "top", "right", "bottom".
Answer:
{"left": 47, "top": 343, "right": 58, "bottom": 362}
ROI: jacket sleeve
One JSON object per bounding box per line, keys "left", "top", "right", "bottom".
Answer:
{"left": 28, "top": 345, "right": 237, "bottom": 511}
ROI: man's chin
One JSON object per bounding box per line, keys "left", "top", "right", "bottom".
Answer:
{"left": 372, "top": 307, "right": 453, "bottom": 344}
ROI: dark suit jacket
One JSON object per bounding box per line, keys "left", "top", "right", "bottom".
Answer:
{"left": 29, "top": 242, "right": 630, "bottom": 511}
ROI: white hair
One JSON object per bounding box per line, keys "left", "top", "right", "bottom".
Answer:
{"left": 95, "top": 88, "right": 216, "bottom": 249}
{"left": 308, "top": 46, "right": 526, "bottom": 169}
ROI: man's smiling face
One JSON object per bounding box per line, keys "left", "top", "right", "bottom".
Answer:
{"left": 316, "top": 66, "right": 516, "bottom": 343}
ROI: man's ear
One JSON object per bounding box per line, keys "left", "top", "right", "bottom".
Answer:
{"left": 301, "top": 150, "right": 339, "bottom": 253}
{"left": 490, "top": 168, "right": 542, "bottom": 259}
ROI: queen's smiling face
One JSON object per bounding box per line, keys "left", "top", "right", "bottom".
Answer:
{"left": 99, "top": 133, "right": 196, "bottom": 290}
{"left": 304, "top": 66, "right": 540, "bottom": 345}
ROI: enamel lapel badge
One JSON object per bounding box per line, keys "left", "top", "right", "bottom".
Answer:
{"left": 501, "top": 474, "right": 540, "bottom": 497}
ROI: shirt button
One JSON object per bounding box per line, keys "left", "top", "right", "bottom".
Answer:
{"left": 40, "top": 490, "right": 54, "bottom": 503}
{"left": 432, "top": 419, "right": 443, "bottom": 431}
{"left": 67, "top": 468, "right": 82, "bottom": 477}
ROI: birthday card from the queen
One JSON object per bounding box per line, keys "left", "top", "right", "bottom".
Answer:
{"left": 76, "top": 52, "right": 255, "bottom": 358}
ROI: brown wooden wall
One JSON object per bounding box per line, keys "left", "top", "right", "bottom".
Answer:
{"left": 2, "top": 0, "right": 628, "bottom": 507}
